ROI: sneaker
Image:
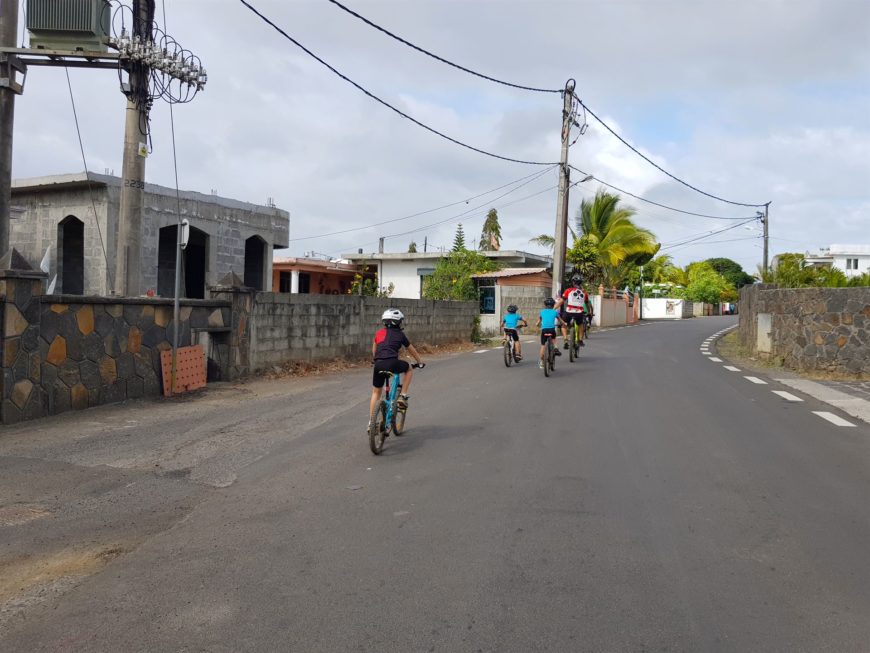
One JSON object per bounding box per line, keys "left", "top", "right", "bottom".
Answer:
{"left": 554, "top": 348, "right": 562, "bottom": 356}
{"left": 515, "top": 354, "right": 523, "bottom": 361}
{"left": 539, "top": 361, "right": 544, "bottom": 369}
{"left": 397, "top": 395, "right": 409, "bottom": 409}
{"left": 579, "top": 340, "right": 586, "bottom": 347}
{"left": 563, "top": 342, "right": 569, "bottom": 349}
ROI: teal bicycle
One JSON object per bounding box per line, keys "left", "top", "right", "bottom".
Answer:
{"left": 369, "top": 363, "right": 425, "bottom": 455}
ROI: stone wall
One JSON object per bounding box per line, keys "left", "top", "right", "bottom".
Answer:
{"left": 497, "top": 285, "right": 551, "bottom": 334}
{"left": 739, "top": 284, "right": 870, "bottom": 377}
{"left": 249, "top": 294, "right": 476, "bottom": 369}
{"left": 0, "top": 270, "right": 233, "bottom": 424}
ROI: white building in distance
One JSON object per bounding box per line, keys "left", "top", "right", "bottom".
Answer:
{"left": 804, "top": 244, "right": 870, "bottom": 278}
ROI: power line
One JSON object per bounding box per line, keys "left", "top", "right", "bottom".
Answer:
{"left": 577, "top": 98, "right": 768, "bottom": 208}
{"left": 289, "top": 166, "right": 556, "bottom": 242}
{"left": 237, "top": 0, "right": 558, "bottom": 166}
{"left": 660, "top": 218, "right": 758, "bottom": 251}
{"left": 665, "top": 235, "right": 761, "bottom": 253}
{"left": 64, "top": 69, "right": 115, "bottom": 294}
{"left": 324, "top": 0, "right": 561, "bottom": 94}
{"left": 568, "top": 166, "right": 756, "bottom": 221}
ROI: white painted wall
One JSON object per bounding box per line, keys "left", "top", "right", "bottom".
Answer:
{"left": 642, "top": 297, "right": 693, "bottom": 319}
{"left": 832, "top": 253, "right": 870, "bottom": 278}
{"left": 379, "top": 259, "right": 425, "bottom": 298}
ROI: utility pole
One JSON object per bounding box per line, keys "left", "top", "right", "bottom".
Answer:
{"left": 115, "top": 0, "right": 155, "bottom": 295}
{"left": 423, "top": 236, "right": 427, "bottom": 253}
{"left": 0, "top": 0, "right": 20, "bottom": 258}
{"left": 551, "top": 78, "right": 576, "bottom": 298}
{"left": 762, "top": 202, "right": 770, "bottom": 276}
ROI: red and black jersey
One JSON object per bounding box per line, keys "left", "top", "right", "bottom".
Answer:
{"left": 561, "top": 287, "right": 588, "bottom": 314}
{"left": 374, "top": 327, "right": 410, "bottom": 360}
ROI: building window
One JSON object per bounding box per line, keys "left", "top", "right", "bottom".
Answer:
{"left": 279, "top": 271, "right": 292, "bottom": 292}
{"left": 846, "top": 258, "right": 858, "bottom": 270}
{"left": 479, "top": 285, "right": 496, "bottom": 314}
{"left": 299, "top": 273, "right": 311, "bottom": 294}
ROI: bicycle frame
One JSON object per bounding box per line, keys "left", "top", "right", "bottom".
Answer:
{"left": 383, "top": 372, "right": 402, "bottom": 426}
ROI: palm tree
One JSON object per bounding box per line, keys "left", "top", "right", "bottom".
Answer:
{"left": 575, "top": 190, "right": 659, "bottom": 286}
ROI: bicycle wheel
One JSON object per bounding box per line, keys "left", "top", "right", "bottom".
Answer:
{"left": 503, "top": 339, "right": 512, "bottom": 367}
{"left": 393, "top": 402, "right": 407, "bottom": 435}
{"left": 543, "top": 340, "right": 551, "bottom": 377}
{"left": 550, "top": 341, "right": 556, "bottom": 372}
{"left": 568, "top": 327, "right": 575, "bottom": 363}
{"left": 369, "top": 402, "right": 387, "bottom": 454}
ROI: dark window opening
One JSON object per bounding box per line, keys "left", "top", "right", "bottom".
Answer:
{"left": 244, "top": 236, "right": 266, "bottom": 290}
{"left": 479, "top": 285, "right": 496, "bottom": 314}
{"left": 57, "top": 215, "right": 85, "bottom": 295}
{"left": 158, "top": 225, "right": 209, "bottom": 299}
{"left": 298, "top": 273, "right": 310, "bottom": 294}
{"left": 279, "top": 271, "right": 292, "bottom": 293}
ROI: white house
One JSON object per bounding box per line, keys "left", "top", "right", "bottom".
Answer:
{"left": 804, "top": 244, "right": 870, "bottom": 278}
{"left": 341, "top": 250, "right": 552, "bottom": 299}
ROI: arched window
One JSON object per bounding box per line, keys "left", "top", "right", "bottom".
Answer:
{"left": 57, "top": 215, "right": 85, "bottom": 295}
{"left": 244, "top": 236, "right": 267, "bottom": 291}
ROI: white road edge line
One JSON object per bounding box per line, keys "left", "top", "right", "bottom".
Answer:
{"left": 474, "top": 349, "right": 488, "bottom": 354}
{"left": 723, "top": 365, "right": 740, "bottom": 371}
{"left": 708, "top": 357, "right": 723, "bottom": 362}
{"left": 772, "top": 390, "right": 803, "bottom": 402}
{"left": 702, "top": 352, "right": 712, "bottom": 356}
{"left": 813, "top": 411, "right": 856, "bottom": 427}
{"left": 744, "top": 376, "right": 768, "bottom": 384}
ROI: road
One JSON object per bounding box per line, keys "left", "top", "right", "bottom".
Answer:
{"left": 1, "top": 316, "right": 868, "bottom": 652}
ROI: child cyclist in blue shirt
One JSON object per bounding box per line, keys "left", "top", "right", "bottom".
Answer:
{"left": 536, "top": 298, "right": 565, "bottom": 368}
{"left": 500, "top": 304, "right": 528, "bottom": 361}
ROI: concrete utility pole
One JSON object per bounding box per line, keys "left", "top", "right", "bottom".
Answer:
{"left": 762, "top": 202, "right": 770, "bottom": 276}
{"left": 0, "top": 0, "right": 20, "bottom": 257}
{"left": 551, "top": 78, "right": 576, "bottom": 298}
{"left": 115, "top": 0, "right": 155, "bottom": 296}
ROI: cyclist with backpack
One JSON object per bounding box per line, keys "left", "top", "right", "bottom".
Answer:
{"left": 557, "top": 274, "right": 591, "bottom": 349}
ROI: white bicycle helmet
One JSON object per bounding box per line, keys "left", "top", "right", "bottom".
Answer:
{"left": 381, "top": 308, "right": 405, "bottom": 327}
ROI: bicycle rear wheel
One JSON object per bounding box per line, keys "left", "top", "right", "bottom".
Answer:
{"left": 544, "top": 340, "right": 551, "bottom": 377}
{"left": 503, "top": 339, "right": 512, "bottom": 367}
{"left": 369, "top": 402, "right": 387, "bottom": 454}
{"left": 568, "top": 327, "right": 575, "bottom": 363}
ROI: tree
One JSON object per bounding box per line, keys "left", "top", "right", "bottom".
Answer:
{"left": 422, "top": 250, "right": 501, "bottom": 301}
{"left": 566, "top": 235, "right": 603, "bottom": 286}
{"left": 529, "top": 234, "right": 554, "bottom": 251}
{"left": 452, "top": 223, "right": 467, "bottom": 252}
{"left": 704, "top": 257, "right": 754, "bottom": 289}
{"left": 575, "top": 190, "right": 659, "bottom": 287}
{"left": 408, "top": 241, "right": 418, "bottom": 253}
{"left": 349, "top": 274, "right": 394, "bottom": 297}
{"left": 683, "top": 262, "right": 734, "bottom": 304}
{"left": 479, "top": 208, "right": 502, "bottom": 251}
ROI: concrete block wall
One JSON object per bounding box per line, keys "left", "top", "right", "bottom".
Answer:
{"left": 499, "top": 286, "right": 551, "bottom": 334}
{"left": 739, "top": 284, "right": 870, "bottom": 377}
{"left": 249, "top": 294, "right": 476, "bottom": 369}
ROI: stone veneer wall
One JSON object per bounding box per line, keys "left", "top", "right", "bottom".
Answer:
{"left": 1, "top": 271, "right": 233, "bottom": 424}
{"left": 249, "top": 294, "right": 476, "bottom": 369}
{"left": 739, "top": 284, "right": 870, "bottom": 377}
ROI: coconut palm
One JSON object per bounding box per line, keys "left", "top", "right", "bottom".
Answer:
{"left": 575, "top": 190, "right": 659, "bottom": 286}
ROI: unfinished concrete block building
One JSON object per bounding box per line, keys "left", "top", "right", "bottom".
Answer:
{"left": 10, "top": 172, "right": 289, "bottom": 297}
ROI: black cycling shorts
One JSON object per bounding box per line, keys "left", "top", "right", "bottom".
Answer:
{"left": 540, "top": 328, "right": 557, "bottom": 345}
{"left": 561, "top": 312, "right": 585, "bottom": 326}
{"left": 503, "top": 328, "right": 520, "bottom": 342}
{"left": 372, "top": 358, "right": 410, "bottom": 388}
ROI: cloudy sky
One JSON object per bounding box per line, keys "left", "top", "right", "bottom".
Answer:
{"left": 12, "top": 0, "right": 870, "bottom": 274}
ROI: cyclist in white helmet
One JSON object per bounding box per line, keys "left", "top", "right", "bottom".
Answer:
{"left": 369, "top": 309, "right": 424, "bottom": 426}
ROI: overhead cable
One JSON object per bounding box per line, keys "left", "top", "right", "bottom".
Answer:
{"left": 577, "top": 99, "right": 768, "bottom": 208}
{"left": 238, "top": 0, "right": 557, "bottom": 166}
{"left": 660, "top": 218, "right": 758, "bottom": 250}
{"left": 324, "top": 0, "right": 561, "bottom": 94}
{"left": 568, "top": 166, "right": 756, "bottom": 221}
{"left": 665, "top": 235, "right": 761, "bottom": 253}
{"left": 289, "top": 166, "right": 556, "bottom": 242}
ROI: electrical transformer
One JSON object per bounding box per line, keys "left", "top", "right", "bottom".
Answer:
{"left": 26, "top": 0, "right": 111, "bottom": 52}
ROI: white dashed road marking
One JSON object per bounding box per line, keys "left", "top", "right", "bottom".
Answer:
{"left": 723, "top": 365, "right": 740, "bottom": 371}
{"left": 702, "top": 352, "right": 712, "bottom": 356}
{"left": 744, "top": 376, "right": 768, "bottom": 384}
{"left": 474, "top": 349, "right": 488, "bottom": 354}
{"left": 813, "top": 411, "right": 856, "bottom": 427}
{"left": 772, "top": 391, "right": 803, "bottom": 402}
{"left": 708, "top": 357, "right": 723, "bottom": 362}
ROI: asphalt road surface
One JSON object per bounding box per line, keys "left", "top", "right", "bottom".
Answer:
{"left": 1, "top": 316, "right": 868, "bottom": 652}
